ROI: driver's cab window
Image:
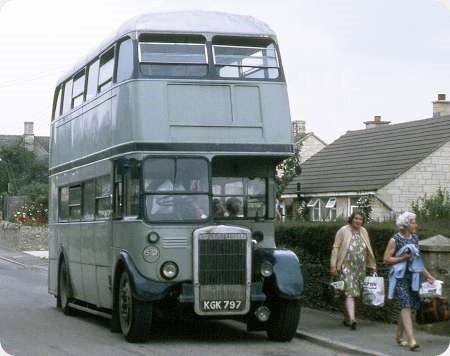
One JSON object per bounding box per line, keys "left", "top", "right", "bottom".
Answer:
{"left": 114, "top": 160, "right": 140, "bottom": 218}
{"left": 142, "top": 158, "right": 209, "bottom": 222}
{"left": 212, "top": 177, "right": 266, "bottom": 219}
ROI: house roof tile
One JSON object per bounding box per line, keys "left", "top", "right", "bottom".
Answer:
{"left": 284, "top": 115, "right": 450, "bottom": 195}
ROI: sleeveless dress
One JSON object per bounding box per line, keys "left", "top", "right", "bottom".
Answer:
{"left": 339, "top": 232, "right": 367, "bottom": 297}
{"left": 393, "top": 233, "right": 421, "bottom": 310}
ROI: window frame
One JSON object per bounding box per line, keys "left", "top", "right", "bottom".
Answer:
{"left": 138, "top": 42, "right": 209, "bottom": 65}
{"left": 71, "top": 69, "right": 86, "bottom": 109}
{"left": 58, "top": 186, "right": 69, "bottom": 222}
{"left": 211, "top": 36, "right": 281, "bottom": 80}
{"left": 212, "top": 177, "right": 268, "bottom": 220}
{"left": 52, "top": 85, "right": 63, "bottom": 121}
{"left": 98, "top": 46, "right": 116, "bottom": 93}
{"left": 95, "top": 175, "right": 113, "bottom": 220}
{"left": 116, "top": 36, "right": 135, "bottom": 83}
{"left": 68, "top": 185, "right": 82, "bottom": 221}
{"left": 141, "top": 156, "right": 211, "bottom": 224}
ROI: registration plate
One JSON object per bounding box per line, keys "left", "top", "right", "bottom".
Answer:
{"left": 201, "top": 300, "right": 244, "bottom": 312}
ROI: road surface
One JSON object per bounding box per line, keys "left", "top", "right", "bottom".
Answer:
{"left": 0, "top": 248, "right": 342, "bottom": 356}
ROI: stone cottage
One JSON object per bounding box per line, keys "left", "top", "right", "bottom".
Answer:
{"left": 282, "top": 95, "right": 450, "bottom": 221}
{"left": 0, "top": 122, "right": 49, "bottom": 160}
{"left": 292, "top": 120, "right": 327, "bottom": 163}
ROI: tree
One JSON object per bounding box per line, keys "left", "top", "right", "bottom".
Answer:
{"left": 275, "top": 141, "right": 302, "bottom": 199}
{"left": 0, "top": 144, "right": 48, "bottom": 207}
{"left": 356, "top": 195, "right": 373, "bottom": 222}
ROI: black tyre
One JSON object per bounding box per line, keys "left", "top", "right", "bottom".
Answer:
{"left": 58, "top": 260, "right": 75, "bottom": 316}
{"left": 118, "top": 270, "right": 153, "bottom": 343}
{"left": 266, "top": 298, "right": 301, "bottom": 342}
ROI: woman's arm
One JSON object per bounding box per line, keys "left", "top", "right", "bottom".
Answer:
{"left": 330, "top": 228, "right": 343, "bottom": 275}
{"left": 422, "top": 268, "right": 435, "bottom": 283}
{"left": 383, "top": 238, "right": 411, "bottom": 265}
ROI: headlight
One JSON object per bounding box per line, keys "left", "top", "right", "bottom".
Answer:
{"left": 160, "top": 261, "right": 179, "bottom": 280}
{"left": 260, "top": 261, "right": 273, "bottom": 277}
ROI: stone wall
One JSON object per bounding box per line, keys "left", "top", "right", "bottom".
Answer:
{"left": 418, "top": 235, "right": 450, "bottom": 336}
{"left": 377, "top": 140, "right": 450, "bottom": 214}
{"left": 0, "top": 221, "right": 48, "bottom": 250}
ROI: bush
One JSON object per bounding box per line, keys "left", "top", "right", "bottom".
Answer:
{"left": 12, "top": 202, "right": 48, "bottom": 225}
{"left": 275, "top": 220, "right": 449, "bottom": 323}
{"left": 412, "top": 187, "right": 450, "bottom": 221}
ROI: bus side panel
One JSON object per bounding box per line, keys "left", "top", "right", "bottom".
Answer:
{"left": 58, "top": 223, "right": 84, "bottom": 300}
{"left": 95, "top": 222, "right": 113, "bottom": 308}
{"left": 80, "top": 223, "right": 99, "bottom": 306}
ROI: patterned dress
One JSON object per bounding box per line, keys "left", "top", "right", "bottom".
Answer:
{"left": 393, "top": 233, "right": 421, "bottom": 310}
{"left": 339, "top": 232, "right": 367, "bottom": 297}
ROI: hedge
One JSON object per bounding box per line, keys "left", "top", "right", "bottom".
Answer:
{"left": 274, "top": 221, "right": 450, "bottom": 323}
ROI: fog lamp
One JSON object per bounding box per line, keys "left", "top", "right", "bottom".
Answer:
{"left": 255, "top": 306, "right": 271, "bottom": 322}
{"left": 161, "top": 261, "right": 179, "bottom": 280}
{"left": 147, "top": 231, "right": 160, "bottom": 243}
{"left": 260, "top": 261, "right": 273, "bottom": 277}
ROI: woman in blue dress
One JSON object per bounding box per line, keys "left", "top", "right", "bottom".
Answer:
{"left": 383, "top": 212, "right": 435, "bottom": 351}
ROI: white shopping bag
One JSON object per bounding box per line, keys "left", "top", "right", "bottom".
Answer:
{"left": 362, "top": 273, "right": 385, "bottom": 307}
{"left": 419, "top": 280, "right": 443, "bottom": 297}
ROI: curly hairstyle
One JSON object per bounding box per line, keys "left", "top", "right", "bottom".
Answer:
{"left": 348, "top": 211, "right": 366, "bottom": 225}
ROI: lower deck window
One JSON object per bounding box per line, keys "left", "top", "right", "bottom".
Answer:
{"left": 57, "top": 176, "right": 112, "bottom": 222}
{"left": 212, "top": 177, "right": 266, "bottom": 219}
{"left": 143, "top": 157, "right": 209, "bottom": 222}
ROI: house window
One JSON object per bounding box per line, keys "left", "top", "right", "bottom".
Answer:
{"left": 325, "top": 197, "right": 337, "bottom": 221}
{"left": 349, "top": 197, "right": 359, "bottom": 215}
{"left": 307, "top": 198, "right": 321, "bottom": 221}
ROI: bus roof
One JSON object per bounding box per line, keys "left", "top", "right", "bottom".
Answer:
{"left": 57, "top": 11, "right": 276, "bottom": 84}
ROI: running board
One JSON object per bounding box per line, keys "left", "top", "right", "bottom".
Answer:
{"left": 68, "top": 302, "right": 112, "bottom": 319}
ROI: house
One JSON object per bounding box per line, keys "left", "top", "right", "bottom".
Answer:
{"left": 292, "top": 120, "right": 327, "bottom": 163}
{"left": 0, "top": 122, "right": 49, "bottom": 160}
{"left": 282, "top": 94, "right": 450, "bottom": 221}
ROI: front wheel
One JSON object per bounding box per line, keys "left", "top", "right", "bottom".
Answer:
{"left": 118, "top": 270, "right": 153, "bottom": 343}
{"left": 266, "top": 298, "right": 301, "bottom": 342}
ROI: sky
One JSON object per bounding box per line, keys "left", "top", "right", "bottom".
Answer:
{"left": 0, "top": 0, "right": 449, "bottom": 143}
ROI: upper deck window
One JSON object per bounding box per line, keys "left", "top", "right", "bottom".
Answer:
{"left": 71, "top": 70, "right": 86, "bottom": 108}
{"left": 213, "top": 36, "right": 280, "bottom": 80}
{"left": 138, "top": 34, "right": 207, "bottom": 78}
{"left": 98, "top": 47, "right": 115, "bottom": 92}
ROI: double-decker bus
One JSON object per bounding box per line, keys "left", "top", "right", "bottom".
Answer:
{"left": 48, "top": 11, "right": 303, "bottom": 342}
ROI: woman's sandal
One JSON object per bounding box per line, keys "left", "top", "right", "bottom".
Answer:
{"left": 409, "top": 343, "right": 420, "bottom": 352}
{"left": 396, "top": 338, "right": 408, "bottom": 347}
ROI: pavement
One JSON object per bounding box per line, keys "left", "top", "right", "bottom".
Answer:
{"left": 297, "top": 307, "right": 450, "bottom": 356}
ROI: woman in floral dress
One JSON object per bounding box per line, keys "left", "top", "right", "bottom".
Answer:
{"left": 384, "top": 212, "right": 435, "bottom": 351}
{"left": 330, "top": 212, "right": 377, "bottom": 330}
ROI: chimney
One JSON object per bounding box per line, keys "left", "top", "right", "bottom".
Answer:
{"left": 432, "top": 94, "right": 450, "bottom": 118}
{"left": 292, "top": 120, "right": 306, "bottom": 141}
{"left": 364, "top": 115, "right": 391, "bottom": 129}
{"left": 23, "top": 121, "right": 35, "bottom": 152}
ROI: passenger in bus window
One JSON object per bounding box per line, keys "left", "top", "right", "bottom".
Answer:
{"left": 213, "top": 198, "right": 225, "bottom": 218}
{"left": 226, "top": 197, "right": 243, "bottom": 217}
